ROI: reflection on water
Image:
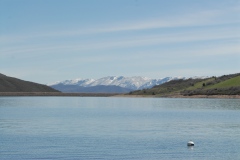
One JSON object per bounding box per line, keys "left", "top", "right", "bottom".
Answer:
{"left": 188, "top": 146, "right": 194, "bottom": 150}
{"left": 0, "top": 97, "right": 240, "bottom": 160}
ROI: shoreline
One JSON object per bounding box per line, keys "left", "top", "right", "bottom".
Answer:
{"left": 113, "top": 94, "right": 240, "bottom": 99}
{"left": 0, "top": 92, "right": 118, "bottom": 97}
{"left": 0, "top": 92, "right": 239, "bottom": 99}
{"left": 161, "top": 94, "right": 240, "bottom": 99}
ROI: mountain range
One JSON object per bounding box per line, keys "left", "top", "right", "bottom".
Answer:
{"left": 1, "top": 72, "right": 237, "bottom": 97}
{"left": 49, "top": 76, "right": 187, "bottom": 93}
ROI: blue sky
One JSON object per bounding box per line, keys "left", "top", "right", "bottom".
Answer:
{"left": 0, "top": 0, "right": 239, "bottom": 84}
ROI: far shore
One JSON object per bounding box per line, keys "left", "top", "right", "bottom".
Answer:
{"left": 0, "top": 92, "right": 118, "bottom": 97}
{"left": 0, "top": 92, "right": 239, "bottom": 99}
{"left": 113, "top": 94, "right": 240, "bottom": 99}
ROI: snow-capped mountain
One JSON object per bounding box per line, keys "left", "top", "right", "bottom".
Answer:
{"left": 86, "top": 76, "right": 154, "bottom": 90}
{"left": 50, "top": 78, "right": 95, "bottom": 86}
{"left": 49, "top": 76, "right": 185, "bottom": 93}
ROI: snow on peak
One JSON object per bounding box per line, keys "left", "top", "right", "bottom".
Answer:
{"left": 86, "top": 76, "right": 155, "bottom": 89}
{"left": 49, "top": 76, "right": 186, "bottom": 90}
{"left": 49, "top": 78, "right": 95, "bottom": 86}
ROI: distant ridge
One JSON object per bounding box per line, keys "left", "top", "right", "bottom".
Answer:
{"left": 0, "top": 73, "right": 59, "bottom": 92}
{"left": 51, "top": 84, "right": 132, "bottom": 93}
{"left": 0, "top": 73, "right": 6, "bottom": 77}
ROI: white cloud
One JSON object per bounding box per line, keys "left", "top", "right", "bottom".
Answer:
{"left": 1, "top": 25, "right": 239, "bottom": 57}
{"left": 36, "top": 6, "right": 240, "bottom": 36}
{"left": 1, "top": 5, "right": 239, "bottom": 44}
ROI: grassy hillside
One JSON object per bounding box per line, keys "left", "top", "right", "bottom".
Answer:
{"left": 0, "top": 73, "right": 59, "bottom": 92}
{"left": 205, "top": 76, "right": 240, "bottom": 89}
{"left": 129, "top": 73, "right": 240, "bottom": 96}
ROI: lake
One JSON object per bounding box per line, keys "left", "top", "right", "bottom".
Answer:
{"left": 0, "top": 97, "right": 240, "bottom": 160}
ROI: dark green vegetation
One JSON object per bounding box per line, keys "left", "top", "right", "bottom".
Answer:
{"left": 129, "top": 73, "right": 240, "bottom": 96}
{"left": 0, "top": 73, "right": 59, "bottom": 92}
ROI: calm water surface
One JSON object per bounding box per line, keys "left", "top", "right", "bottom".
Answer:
{"left": 0, "top": 97, "right": 240, "bottom": 159}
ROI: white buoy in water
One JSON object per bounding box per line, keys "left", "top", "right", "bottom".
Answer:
{"left": 187, "top": 140, "right": 194, "bottom": 146}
